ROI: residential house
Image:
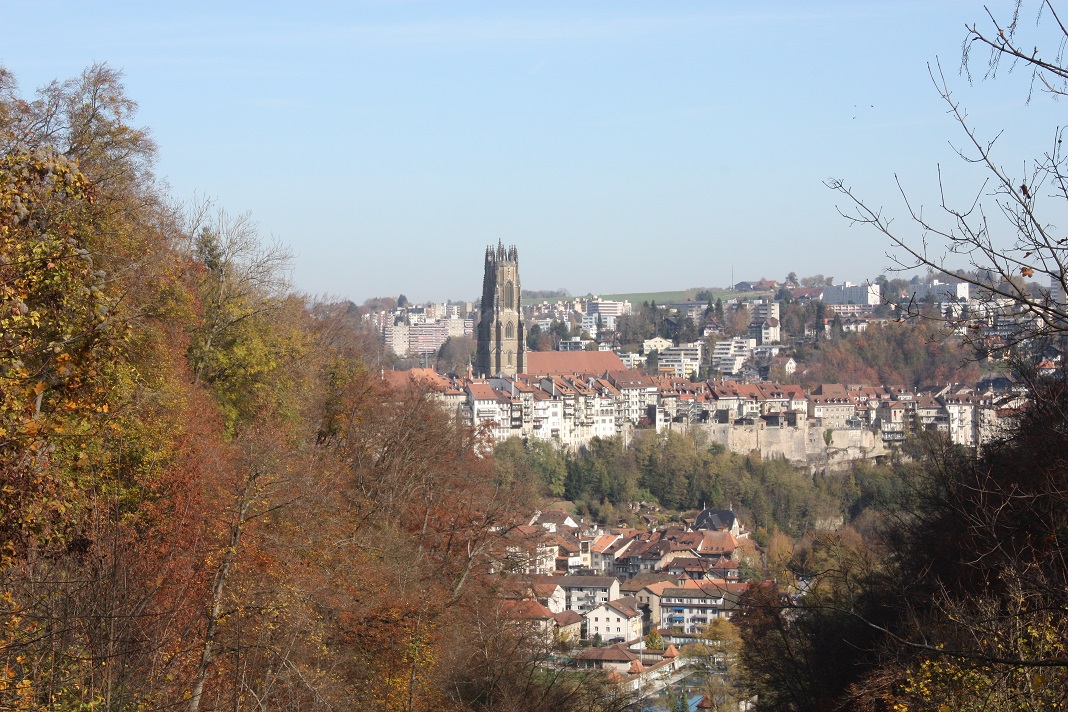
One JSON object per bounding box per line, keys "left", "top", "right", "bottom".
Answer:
{"left": 553, "top": 609, "right": 584, "bottom": 644}
{"left": 502, "top": 525, "right": 558, "bottom": 575}
{"left": 659, "top": 580, "right": 747, "bottom": 634}
{"left": 500, "top": 599, "right": 556, "bottom": 645}
{"left": 572, "top": 644, "right": 640, "bottom": 672}
{"left": 535, "top": 575, "right": 620, "bottom": 613}
{"left": 808, "top": 384, "right": 857, "bottom": 429}
{"left": 634, "top": 580, "right": 679, "bottom": 632}
{"left": 585, "top": 597, "right": 644, "bottom": 643}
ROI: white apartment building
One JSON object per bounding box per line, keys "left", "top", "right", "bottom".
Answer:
{"left": 711, "top": 338, "right": 755, "bottom": 376}
{"left": 616, "top": 351, "right": 646, "bottom": 369}
{"left": 823, "top": 282, "right": 881, "bottom": 306}
{"left": 586, "top": 599, "right": 643, "bottom": 643}
{"left": 902, "top": 280, "right": 970, "bottom": 303}
{"left": 380, "top": 314, "right": 472, "bottom": 356}
{"left": 660, "top": 585, "right": 738, "bottom": 634}
{"left": 587, "top": 298, "right": 632, "bottom": 320}
{"left": 748, "top": 299, "right": 780, "bottom": 322}
{"left": 383, "top": 321, "right": 409, "bottom": 357}
{"left": 643, "top": 337, "right": 673, "bottom": 354}
{"left": 659, "top": 343, "right": 703, "bottom": 378}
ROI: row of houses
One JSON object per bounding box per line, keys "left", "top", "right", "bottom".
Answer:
{"left": 387, "top": 351, "right": 1021, "bottom": 451}
{"left": 504, "top": 512, "right": 746, "bottom": 581}
{"left": 501, "top": 575, "right": 749, "bottom": 644}
{"left": 493, "top": 507, "right": 753, "bottom": 646}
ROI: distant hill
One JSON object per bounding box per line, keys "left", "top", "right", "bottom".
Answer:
{"left": 600, "top": 288, "right": 739, "bottom": 304}
{"left": 520, "top": 288, "right": 744, "bottom": 307}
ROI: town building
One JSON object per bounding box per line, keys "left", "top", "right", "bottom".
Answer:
{"left": 822, "top": 281, "right": 881, "bottom": 307}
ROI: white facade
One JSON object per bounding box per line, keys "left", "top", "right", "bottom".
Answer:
{"left": 902, "top": 280, "right": 969, "bottom": 303}
{"left": 711, "top": 338, "right": 755, "bottom": 375}
{"left": 586, "top": 601, "right": 643, "bottom": 643}
{"left": 383, "top": 321, "right": 409, "bottom": 356}
{"left": 588, "top": 298, "right": 632, "bottom": 319}
{"left": 660, "top": 587, "right": 734, "bottom": 634}
{"left": 643, "top": 337, "right": 673, "bottom": 354}
{"left": 823, "top": 282, "right": 881, "bottom": 306}
{"left": 659, "top": 343, "right": 703, "bottom": 378}
{"left": 748, "top": 299, "right": 780, "bottom": 322}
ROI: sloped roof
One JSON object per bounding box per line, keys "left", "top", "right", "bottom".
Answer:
{"left": 382, "top": 368, "right": 451, "bottom": 392}
{"left": 554, "top": 610, "right": 584, "bottom": 627}
{"left": 620, "top": 573, "right": 678, "bottom": 593}
{"left": 694, "top": 508, "right": 737, "bottom": 532}
{"left": 605, "top": 597, "right": 641, "bottom": 619}
{"left": 500, "top": 599, "right": 554, "bottom": 621}
{"left": 574, "top": 645, "right": 638, "bottom": 662}
{"left": 524, "top": 351, "right": 625, "bottom": 376}
{"left": 638, "top": 580, "right": 677, "bottom": 598}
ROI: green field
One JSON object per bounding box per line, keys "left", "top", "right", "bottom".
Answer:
{"left": 599, "top": 288, "right": 743, "bottom": 304}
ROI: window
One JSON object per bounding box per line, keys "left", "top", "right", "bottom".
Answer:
{"left": 503, "top": 281, "right": 515, "bottom": 309}
{"left": 505, "top": 322, "right": 514, "bottom": 339}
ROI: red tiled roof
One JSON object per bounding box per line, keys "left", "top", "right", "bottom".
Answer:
{"left": 382, "top": 368, "right": 451, "bottom": 392}
{"left": 500, "top": 599, "right": 554, "bottom": 621}
{"left": 574, "top": 645, "right": 638, "bottom": 662}
{"left": 466, "top": 382, "right": 500, "bottom": 401}
{"left": 554, "top": 610, "right": 583, "bottom": 627}
{"left": 524, "top": 351, "right": 625, "bottom": 376}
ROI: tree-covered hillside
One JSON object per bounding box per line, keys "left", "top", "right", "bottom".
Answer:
{"left": 0, "top": 65, "right": 630, "bottom": 712}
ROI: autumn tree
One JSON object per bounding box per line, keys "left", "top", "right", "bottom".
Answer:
{"left": 0, "top": 63, "right": 658, "bottom": 712}
{"left": 0, "top": 70, "right": 213, "bottom": 709}
{"left": 685, "top": 618, "right": 744, "bottom": 711}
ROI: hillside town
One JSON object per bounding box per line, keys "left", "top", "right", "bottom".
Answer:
{"left": 370, "top": 253, "right": 1048, "bottom": 465}
{"left": 489, "top": 505, "right": 753, "bottom": 699}
{"left": 352, "top": 247, "right": 1049, "bottom": 702}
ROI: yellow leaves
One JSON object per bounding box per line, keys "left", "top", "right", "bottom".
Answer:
{"left": 1021, "top": 266, "right": 1035, "bottom": 278}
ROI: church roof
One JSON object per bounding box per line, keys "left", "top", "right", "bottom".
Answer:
{"left": 523, "top": 351, "right": 625, "bottom": 377}
{"left": 694, "top": 508, "right": 737, "bottom": 532}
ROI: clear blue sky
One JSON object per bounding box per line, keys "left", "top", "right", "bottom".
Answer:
{"left": 4, "top": 1, "right": 1063, "bottom": 303}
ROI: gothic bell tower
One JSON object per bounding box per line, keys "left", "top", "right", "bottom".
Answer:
{"left": 476, "top": 242, "right": 525, "bottom": 377}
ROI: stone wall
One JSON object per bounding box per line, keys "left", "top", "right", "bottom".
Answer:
{"left": 672, "top": 419, "right": 886, "bottom": 472}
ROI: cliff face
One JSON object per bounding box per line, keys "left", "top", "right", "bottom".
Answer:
{"left": 675, "top": 420, "right": 886, "bottom": 473}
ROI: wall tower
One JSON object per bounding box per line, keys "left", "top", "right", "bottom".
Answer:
{"left": 477, "top": 242, "right": 525, "bottom": 377}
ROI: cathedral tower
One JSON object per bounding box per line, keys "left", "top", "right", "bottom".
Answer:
{"left": 476, "top": 242, "right": 525, "bottom": 377}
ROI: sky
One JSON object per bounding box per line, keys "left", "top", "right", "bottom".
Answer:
{"left": 4, "top": 1, "right": 1066, "bottom": 303}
